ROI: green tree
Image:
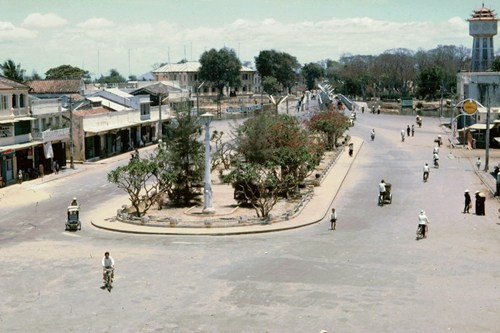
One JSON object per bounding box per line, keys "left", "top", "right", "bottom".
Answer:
{"left": 25, "top": 70, "right": 42, "bottom": 81}
{"left": 490, "top": 56, "right": 500, "bottom": 71}
{"left": 225, "top": 160, "right": 283, "bottom": 218}
{"left": 262, "top": 76, "right": 281, "bottom": 96}
{"left": 416, "top": 66, "right": 443, "bottom": 99}
{"left": 107, "top": 153, "right": 164, "bottom": 216}
{"left": 255, "top": 50, "right": 300, "bottom": 94}
{"left": 163, "top": 110, "right": 204, "bottom": 206}
{"left": 305, "top": 108, "right": 349, "bottom": 150}
{"left": 301, "top": 62, "right": 324, "bottom": 90}
{"left": 233, "top": 112, "right": 320, "bottom": 196}
{"left": 45, "top": 65, "right": 89, "bottom": 80}
{"left": 198, "top": 48, "right": 242, "bottom": 115}
{"left": 0, "top": 59, "right": 24, "bottom": 82}
{"left": 97, "top": 69, "right": 126, "bottom": 84}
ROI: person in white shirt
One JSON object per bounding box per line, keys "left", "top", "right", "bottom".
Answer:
{"left": 330, "top": 208, "right": 337, "bottom": 230}
{"left": 417, "top": 210, "right": 430, "bottom": 238}
{"left": 102, "top": 252, "right": 115, "bottom": 283}
{"left": 423, "top": 163, "right": 430, "bottom": 181}
{"left": 378, "top": 180, "right": 386, "bottom": 205}
{"left": 475, "top": 157, "right": 481, "bottom": 170}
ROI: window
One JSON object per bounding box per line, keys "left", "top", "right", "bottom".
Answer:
{"left": 11, "top": 94, "right": 17, "bottom": 108}
{"left": 242, "top": 74, "right": 249, "bottom": 80}
{"left": 140, "top": 103, "right": 150, "bottom": 116}
{"left": 0, "top": 95, "right": 7, "bottom": 110}
{"left": 20, "top": 94, "right": 25, "bottom": 107}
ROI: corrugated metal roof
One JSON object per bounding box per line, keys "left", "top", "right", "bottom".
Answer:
{"left": 88, "top": 97, "right": 129, "bottom": 111}
{"left": 104, "top": 88, "right": 133, "bottom": 98}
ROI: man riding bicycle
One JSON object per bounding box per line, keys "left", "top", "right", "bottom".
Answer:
{"left": 102, "top": 252, "right": 115, "bottom": 284}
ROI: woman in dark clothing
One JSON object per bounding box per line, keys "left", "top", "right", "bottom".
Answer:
{"left": 463, "top": 190, "right": 471, "bottom": 213}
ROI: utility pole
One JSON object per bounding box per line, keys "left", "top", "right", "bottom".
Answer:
{"left": 69, "top": 97, "right": 74, "bottom": 169}
{"left": 484, "top": 88, "right": 491, "bottom": 172}
{"left": 158, "top": 93, "right": 162, "bottom": 142}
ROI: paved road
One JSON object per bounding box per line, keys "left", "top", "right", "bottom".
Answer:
{"left": 1, "top": 110, "right": 499, "bottom": 332}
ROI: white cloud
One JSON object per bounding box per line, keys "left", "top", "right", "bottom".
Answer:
{"left": 23, "top": 13, "right": 68, "bottom": 28}
{"left": 0, "top": 21, "right": 37, "bottom": 41}
{"left": 15, "top": 14, "right": 480, "bottom": 79}
{"left": 77, "top": 18, "right": 115, "bottom": 29}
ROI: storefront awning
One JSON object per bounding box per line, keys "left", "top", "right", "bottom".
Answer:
{"left": 468, "top": 123, "right": 495, "bottom": 130}
{"left": 0, "top": 116, "right": 36, "bottom": 124}
{"left": 84, "top": 119, "right": 156, "bottom": 135}
{"left": 15, "top": 116, "right": 37, "bottom": 121}
{"left": 494, "top": 137, "right": 500, "bottom": 143}
{"left": 0, "top": 141, "right": 39, "bottom": 152}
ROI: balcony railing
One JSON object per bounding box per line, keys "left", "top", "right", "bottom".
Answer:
{"left": 32, "top": 128, "right": 69, "bottom": 142}
{"left": 0, "top": 133, "right": 32, "bottom": 146}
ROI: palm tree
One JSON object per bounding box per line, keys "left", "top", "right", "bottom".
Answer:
{"left": 0, "top": 59, "right": 24, "bottom": 82}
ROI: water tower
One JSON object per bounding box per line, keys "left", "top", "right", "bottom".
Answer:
{"left": 468, "top": 4, "right": 498, "bottom": 72}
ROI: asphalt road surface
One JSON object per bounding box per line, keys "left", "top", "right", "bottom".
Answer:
{"left": 1, "top": 109, "right": 499, "bottom": 333}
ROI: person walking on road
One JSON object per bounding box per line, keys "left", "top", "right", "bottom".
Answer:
{"left": 463, "top": 189, "right": 471, "bottom": 213}
{"left": 406, "top": 125, "right": 410, "bottom": 137}
{"left": 378, "top": 180, "right": 386, "bottom": 206}
{"left": 348, "top": 143, "right": 354, "bottom": 157}
{"left": 401, "top": 130, "right": 405, "bottom": 142}
{"left": 417, "top": 210, "right": 430, "bottom": 238}
{"left": 475, "top": 157, "right": 481, "bottom": 170}
{"left": 423, "top": 163, "right": 430, "bottom": 182}
{"left": 411, "top": 124, "right": 415, "bottom": 137}
{"left": 330, "top": 208, "right": 337, "bottom": 230}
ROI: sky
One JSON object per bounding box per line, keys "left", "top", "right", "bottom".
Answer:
{"left": 1, "top": 0, "right": 499, "bottom": 79}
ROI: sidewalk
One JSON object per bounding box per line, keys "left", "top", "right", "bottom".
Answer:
{"left": 90, "top": 136, "right": 364, "bottom": 235}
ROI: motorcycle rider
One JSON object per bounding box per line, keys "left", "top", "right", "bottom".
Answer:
{"left": 433, "top": 145, "right": 439, "bottom": 156}
{"left": 423, "top": 163, "right": 430, "bottom": 182}
{"left": 371, "top": 129, "right": 375, "bottom": 141}
{"left": 102, "top": 252, "right": 115, "bottom": 284}
{"left": 433, "top": 152, "right": 440, "bottom": 168}
{"left": 70, "top": 197, "right": 78, "bottom": 207}
{"left": 417, "top": 210, "right": 430, "bottom": 238}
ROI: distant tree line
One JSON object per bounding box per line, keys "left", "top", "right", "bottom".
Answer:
{"left": 2, "top": 44, "right": 500, "bottom": 98}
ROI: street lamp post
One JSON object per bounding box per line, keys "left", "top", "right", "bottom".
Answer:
{"left": 200, "top": 112, "right": 215, "bottom": 214}
{"left": 196, "top": 81, "right": 206, "bottom": 116}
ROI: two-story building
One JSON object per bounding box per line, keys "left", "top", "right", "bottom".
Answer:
{"left": 0, "top": 76, "right": 36, "bottom": 186}
{"left": 152, "top": 61, "right": 258, "bottom": 97}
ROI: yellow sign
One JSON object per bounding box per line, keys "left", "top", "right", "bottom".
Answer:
{"left": 462, "top": 99, "right": 477, "bottom": 115}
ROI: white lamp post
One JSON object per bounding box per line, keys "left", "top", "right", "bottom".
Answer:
{"left": 200, "top": 112, "right": 215, "bottom": 214}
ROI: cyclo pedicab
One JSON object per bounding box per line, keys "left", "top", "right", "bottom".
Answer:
{"left": 66, "top": 203, "right": 81, "bottom": 231}
{"left": 378, "top": 182, "right": 392, "bottom": 206}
